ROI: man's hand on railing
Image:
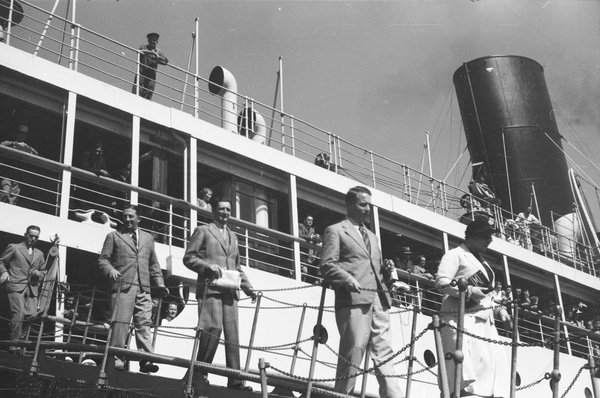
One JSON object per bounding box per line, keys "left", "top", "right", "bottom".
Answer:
{"left": 0, "top": 272, "right": 9, "bottom": 284}
{"left": 108, "top": 269, "right": 121, "bottom": 281}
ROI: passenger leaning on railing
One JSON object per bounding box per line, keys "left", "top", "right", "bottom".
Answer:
{"left": 0, "top": 124, "right": 37, "bottom": 205}
{"left": 132, "top": 33, "right": 169, "bottom": 100}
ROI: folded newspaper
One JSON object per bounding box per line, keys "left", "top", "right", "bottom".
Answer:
{"left": 210, "top": 269, "right": 241, "bottom": 290}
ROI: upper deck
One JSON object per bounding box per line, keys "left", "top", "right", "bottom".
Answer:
{"left": 1, "top": 0, "right": 599, "bottom": 339}
{"left": 2, "top": 2, "right": 600, "bottom": 396}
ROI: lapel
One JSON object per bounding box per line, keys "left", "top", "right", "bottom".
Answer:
{"left": 461, "top": 244, "right": 494, "bottom": 285}
{"left": 117, "top": 230, "right": 137, "bottom": 252}
{"left": 18, "top": 243, "right": 33, "bottom": 265}
{"left": 342, "top": 219, "right": 370, "bottom": 256}
{"left": 209, "top": 223, "right": 228, "bottom": 253}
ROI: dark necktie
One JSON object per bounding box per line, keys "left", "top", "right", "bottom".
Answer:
{"left": 132, "top": 230, "right": 138, "bottom": 250}
{"left": 359, "top": 225, "right": 371, "bottom": 254}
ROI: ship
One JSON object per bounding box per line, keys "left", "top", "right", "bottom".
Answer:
{"left": 1, "top": 1, "right": 600, "bottom": 397}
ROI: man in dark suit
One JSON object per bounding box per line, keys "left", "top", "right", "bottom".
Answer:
{"left": 183, "top": 196, "right": 256, "bottom": 391}
{"left": 320, "top": 186, "right": 403, "bottom": 398}
{"left": 97, "top": 204, "right": 167, "bottom": 372}
{"left": 0, "top": 225, "right": 46, "bottom": 345}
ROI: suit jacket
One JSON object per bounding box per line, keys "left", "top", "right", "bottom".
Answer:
{"left": 97, "top": 229, "right": 164, "bottom": 293}
{"left": 183, "top": 223, "right": 253, "bottom": 300}
{"left": 320, "top": 218, "right": 391, "bottom": 309}
{"left": 435, "top": 243, "right": 498, "bottom": 322}
{"left": 298, "top": 223, "right": 315, "bottom": 242}
{"left": 0, "top": 242, "right": 45, "bottom": 295}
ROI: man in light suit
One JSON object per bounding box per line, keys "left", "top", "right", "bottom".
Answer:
{"left": 98, "top": 204, "right": 167, "bottom": 372}
{"left": 320, "top": 186, "right": 403, "bottom": 398}
{"left": 183, "top": 196, "right": 255, "bottom": 391}
{"left": 0, "top": 225, "right": 46, "bottom": 345}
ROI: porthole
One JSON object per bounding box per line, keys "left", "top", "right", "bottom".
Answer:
{"left": 423, "top": 350, "right": 436, "bottom": 367}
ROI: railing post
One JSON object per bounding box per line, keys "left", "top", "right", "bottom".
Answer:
{"left": 360, "top": 347, "right": 370, "bottom": 398}
{"left": 452, "top": 278, "right": 468, "bottom": 398}
{"left": 305, "top": 285, "right": 328, "bottom": 398}
{"left": 432, "top": 315, "right": 450, "bottom": 398}
{"left": 259, "top": 357, "right": 269, "bottom": 398}
{"left": 369, "top": 150, "right": 376, "bottom": 188}
{"left": 244, "top": 292, "right": 263, "bottom": 372}
{"left": 151, "top": 295, "right": 163, "bottom": 349}
{"left": 78, "top": 288, "right": 96, "bottom": 364}
{"left": 272, "top": 303, "right": 307, "bottom": 396}
{"left": 289, "top": 116, "right": 296, "bottom": 156}
{"left": 405, "top": 302, "right": 420, "bottom": 398}
{"left": 30, "top": 274, "right": 58, "bottom": 375}
{"left": 550, "top": 305, "right": 562, "bottom": 398}
{"left": 510, "top": 302, "right": 520, "bottom": 398}
{"left": 66, "top": 292, "right": 82, "bottom": 343}
{"left": 185, "top": 279, "right": 209, "bottom": 397}
{"left": 98, "top": 279, "right": 123, "bottom": 387}
{"left": 589, "top": 354, "right": 600, "bottom": 398}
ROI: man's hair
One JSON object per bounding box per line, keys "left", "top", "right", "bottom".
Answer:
{"left": 304, "top": 213, "right": 314, "bottom": 220}
{"left": 210, "top": 196, "right": 231, "bottom": 209}
{"left": 200, "top": 187, "right": 212, "bottom": 197}
{"left": 26, "top": 225, "right": 41, "bottom": 234}
{"left": 345, "top": 186, "right": 372, "bottom": 206}
{"left": 123, "top": 203, "right": 139, "bottom": 215}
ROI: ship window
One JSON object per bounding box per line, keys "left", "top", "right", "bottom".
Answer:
{"left": 235, "top": 180, "right": 275, "bottom": 229}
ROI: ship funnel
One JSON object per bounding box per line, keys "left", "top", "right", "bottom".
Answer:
{"left": 0, "top": 0, "right": 24, "bottom": 42}
{"left": 208, "top": 66, "right": 238, "bottom": 134}
{"left": 453, "top": 56, "right": 573, "bottom": 227}
{"left": 238, "top": 107, "right": 266, "bottom": 144}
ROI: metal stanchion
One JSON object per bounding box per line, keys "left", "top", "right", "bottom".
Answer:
{"left": 66, "top": 292, "right": 82, "bottom": 343}
{"left": 244, "top": 291, "right": 263, "bottom": 372}
{"left": 405, "top": 301, "right": 420, "bottom": 398}
{"left": 432, "top": 315, "right": 450, "bottom": 398}
{"left": 550, "top": 305, "right": 562, "bottom": 398}
{"left": 272, "top": 303, "right": 308, "bottom": 397}
{"left": 151, "top": 295, "right": 163, "bottom": 349}
{"left": 451, "top": 278, "right": 468, "bottom": 398}
{"left": 98, "top": 279, "right": 123, "bottom": 387}
{"left": 185, "top": 279, "right": 209, "bottom": 398}
{"left": 259, "top": 358, "right": 269, "bottom": 398}
{"left": 360, "top": 347, "right": 370, "bottom": 398}
{"left": 510, "top": 302, "right": 519, "bottom": 398}
{"left": 78, "top": 288, "right": 96, "bottom": 364}
{"left": 305, "top": 285, "right": 328, "bottom": 398}
{"left": 588, "top": 354, "right": 600, "bottom": 398}
{"left": 30, "top": 276, "right": 58, "bottom": 375}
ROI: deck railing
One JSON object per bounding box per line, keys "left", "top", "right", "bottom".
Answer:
{"left": 1, "top": 3, "right": 598, "bottom": 274}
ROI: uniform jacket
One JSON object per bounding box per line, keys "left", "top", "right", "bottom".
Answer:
{"left": 97, "top": 229, "right": 164, "bottom": 293}
{"left": 320, "top": 218, "right": 392, "bottom": 309}
{"left": 435, "top": 243, "right": 500, "bottom": 322}
{"left": 0, "top": 242, "right": 45, "bottom": 295}
{"left": 183, "top": 223, "right": 253, "bottom": 300}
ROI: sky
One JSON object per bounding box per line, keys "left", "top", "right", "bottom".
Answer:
{"left": 24, "top": 0, "right": 600, "bottom": 196}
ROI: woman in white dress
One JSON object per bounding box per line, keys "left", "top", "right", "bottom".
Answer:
{"left": 435, "top": 219, "right": 512, "bottom": 397}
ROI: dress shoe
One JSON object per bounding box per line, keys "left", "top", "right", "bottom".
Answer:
{"left": 228, "top": 385, "right": 253, "bottom": 391}
{"left": 139, "top": 361, "right": 159, "bottom": 373}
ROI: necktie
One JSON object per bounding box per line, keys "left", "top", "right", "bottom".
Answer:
{"left": 132, "top": 230, "right": 138, "bottom": 249}
{"left": 359, "top": 225, "right": 371, "bottom": 254}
